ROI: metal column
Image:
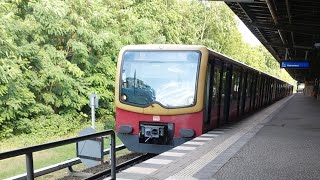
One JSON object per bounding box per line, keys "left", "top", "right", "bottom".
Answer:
{"left": 26, "top": 153, "right": 34, "bottom": 180}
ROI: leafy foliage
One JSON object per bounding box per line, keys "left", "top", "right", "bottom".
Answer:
{"left": 0, "top": 0, "right": 295, "bottom": 139}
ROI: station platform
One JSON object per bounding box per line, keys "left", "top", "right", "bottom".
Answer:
{"left": 113, "top": 94, "right": 320, "bottom": 180}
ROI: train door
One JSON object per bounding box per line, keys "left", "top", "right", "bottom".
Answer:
{"left": 237, "top": 69, "right": 244, "bottom": 118}
{"left": 275, "top": 82, "right": 278, "bottom": 99}
{"left": 240, "top": 70, "right": 247, "bottom": 116}
{"left": 271, "top": 80, "right": 275, "bottom": 101}
{"left": 210, "top": 59, "right": 222, "bottom": 128}
{"left": 260, "top": 76, "right": 264, "bottom": 106}
{"left": 262, "top": 77, "right": 266, "bottom": 105}
{"left": 229, "top": 66, "right": 241, "bottom": 121}
{"left": 266, "top": 78, "right": 270, "bottom": 104}
{"left": 266, "top": 77, "right": 270, "bottom": 104}
{"left": 254, "top": 74, "right": 260, "bottom": 109}
{"left": 263, "top": 77, "right": 268, "bottom": 105}
{"left": 269, "top": 78, "right": 272, "bottom": 103}
{"left": 203, "top": 60, "right": 214, "bottom": 132}
{"left": 259, "top": 76, "right": 264, "bottom": 107}
{"left": 244, "top": 71, "right": 252, "bottom": 113}
{"left": 203, "top": 56, "right": 223, "bottom": 131}
{"left": 250, "top": 73, "right": 257, "bottom": 111}
{"left": 220, "top": 63, "right": 231, "bottom": 125}
{"left": 263, "top": 77, "right": 267, "bottom": 105}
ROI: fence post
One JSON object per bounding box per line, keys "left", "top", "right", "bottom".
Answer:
{"left": 26, "top": 153, "right": 34, "bottom": 180}
{"left": 111, "top": 132, "right": 116, "bottom": 180}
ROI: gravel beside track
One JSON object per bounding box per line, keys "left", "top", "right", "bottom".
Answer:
{"left": 59, "top": 152, "right": 144, "bottom": 180}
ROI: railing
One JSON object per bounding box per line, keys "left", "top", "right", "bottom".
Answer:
{"left": 8, "top": 145, "right": 126, "bottom": 180}
{"left": 0, "top": 130, "right": 116, "bottom": 180}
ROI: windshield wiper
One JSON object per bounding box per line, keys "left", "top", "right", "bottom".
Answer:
{"left": 134, "top": 69, "right": 136, "bottom": 95}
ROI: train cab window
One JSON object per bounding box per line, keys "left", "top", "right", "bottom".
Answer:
{"left": 120, "top": 50, "right": 201, "bottom": 108}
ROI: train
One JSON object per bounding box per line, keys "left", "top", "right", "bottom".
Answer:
{"left": 115, "top": 44, "right": 293, "bottom": 154}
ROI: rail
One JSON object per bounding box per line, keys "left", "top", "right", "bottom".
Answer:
{"left": 0, "top": 130, "right": 116, "bottom": 180}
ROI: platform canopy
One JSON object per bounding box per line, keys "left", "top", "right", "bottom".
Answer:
{"left": 219, "top": 0, "right": 320, "bottom": 82}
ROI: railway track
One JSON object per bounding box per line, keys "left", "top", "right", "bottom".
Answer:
{"left": 84, "top": 153, "right": 155, "bottom": 180}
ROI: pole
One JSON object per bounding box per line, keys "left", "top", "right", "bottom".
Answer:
{"left": 26, "top": 153, "right": 34, "bottom": 180}
{"left": 91, "top": 102, "right": 95, "bottom": 129}
{"left": 90, "top": 93, "right": 98, "bottom": 129}
{"left": 110, "top": 132, "right": 116, "bottom": 180}
{"left": 109, "top": 138, "right": 112, "bottom": 164}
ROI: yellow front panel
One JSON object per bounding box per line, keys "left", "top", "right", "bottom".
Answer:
{"left": 115, "top": 44, "right": 209, "bottom": 115}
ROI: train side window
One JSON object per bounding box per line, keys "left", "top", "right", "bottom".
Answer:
{"left": 251, "top": 73, "right": 257, "bottom": 108}
{"left": 256, "top": 75, "right": 261, "bottom": 107}
{"left": 219, "top": 65, "right": 227, "bottom": 120}
{"left": 245, "top": 72, "right": 252, "bottom": 111}
{"left": 204, "top": 63, "right": 212, "bottom": 124}
{"left": 231, "top": 68, "right": 240, "bottom": 101}
{"left": 212, "top": 66, "right": 221, "bottom": 104}
{"left": 221, "top": 70, "right": 227, "bottom": 100}
{"left": 247, "top": 73, "right": 251, "bottom": 98}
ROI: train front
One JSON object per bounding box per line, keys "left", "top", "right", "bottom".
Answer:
{"left": 115, "top": 45, "right": 208, "bottom": 154}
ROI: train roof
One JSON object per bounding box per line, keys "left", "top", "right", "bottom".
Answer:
{"left": 120, "top": 44, "right": 293, "bottom": 86}
{"left": 120, "top": 44, "right": 207, "bottom": 51}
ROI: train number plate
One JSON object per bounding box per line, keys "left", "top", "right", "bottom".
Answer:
{"left": 153, "top": 115, "right": 160, "bottom": 121}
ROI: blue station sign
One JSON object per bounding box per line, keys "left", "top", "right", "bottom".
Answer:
{"left": 280, "top": 61, "right": 310, "bottom": 69}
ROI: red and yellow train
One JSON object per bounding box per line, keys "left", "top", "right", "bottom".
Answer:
{"left": 115, "top": 44, "right": 293, "bottom": 154}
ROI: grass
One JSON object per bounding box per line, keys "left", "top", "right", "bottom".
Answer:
{"left": 0, "top": 122, "right": 126, "bottom": 179}
{"left": 0, "top": 144, "right": 76, "bottom": 179}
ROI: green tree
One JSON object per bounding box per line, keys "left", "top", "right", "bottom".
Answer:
{"left": 0, "top": 0, "right": 295, "bottom": 139}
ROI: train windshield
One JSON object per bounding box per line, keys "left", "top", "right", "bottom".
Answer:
{"left": 120, "top": 50, "right": 201, "bottom": 108}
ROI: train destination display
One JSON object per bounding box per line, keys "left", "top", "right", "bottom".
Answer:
{"left": 280, "top": 61, "right": 310, "bottom": 69}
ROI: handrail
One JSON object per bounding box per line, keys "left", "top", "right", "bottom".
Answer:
{"left": 7, "top": 145, "right": 126, "bottom": 180}
{"left": 0, "top": 130, "right": 116, "bottom": 180}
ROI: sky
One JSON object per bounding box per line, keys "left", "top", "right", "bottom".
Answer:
{"left": 236, "top": 17, "right": 261, "bottom": 46}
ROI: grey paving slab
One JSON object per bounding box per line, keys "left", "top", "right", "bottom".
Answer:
{"left": 154, "top": 155, "right": 179, "bottom": 161}
{"left": 143, "top": 158, "right": 173, "bottom": 165}
{"left": 172, "top": 146, "right": 197, "bottom": 151}
{"left": 117, "top": 172, "right": 146, "bottom": 179}
{"left": 135, "top": 162, "right": 164, "bottom": 169}
{"left": 214, "top": 94, "right": 320, "bottom": 180}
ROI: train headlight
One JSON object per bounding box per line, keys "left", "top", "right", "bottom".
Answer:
{"left": 118, "top": 125, "right": 133, "bottom": 134}
{"left": 140, "top": 126, "right": 145, "bottom": 135}
{"left": 121, "top": 94, "right": 127, "bottom": 101}
{"left": 180, "top": 128, "right": 195, "bottom": 138}
{"left": 159, "top": 128, "right": 164, "bottom": 136}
